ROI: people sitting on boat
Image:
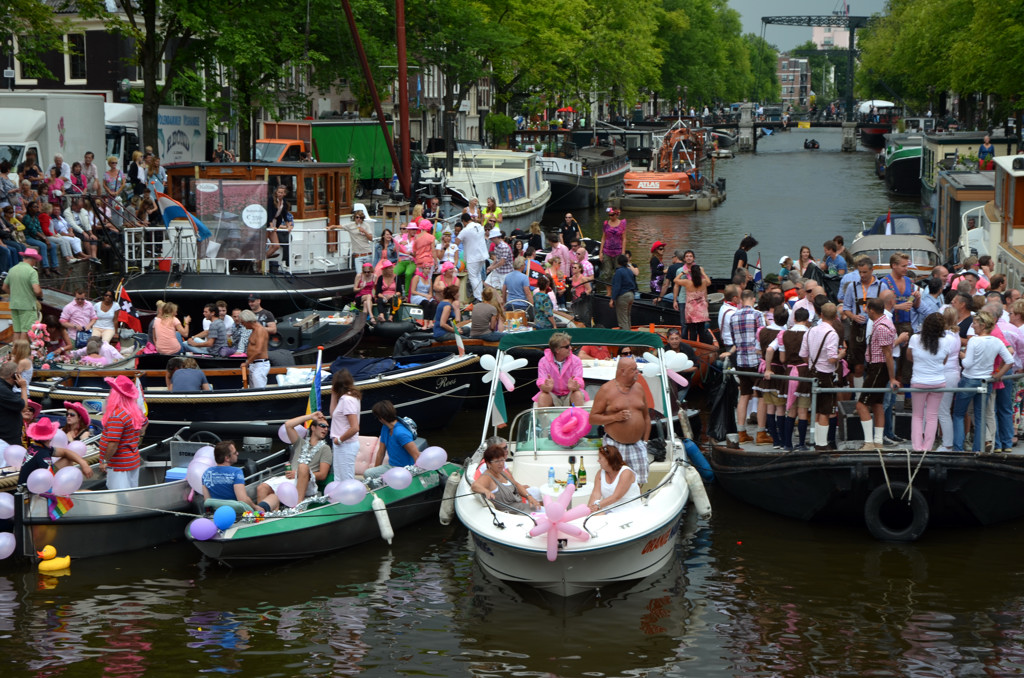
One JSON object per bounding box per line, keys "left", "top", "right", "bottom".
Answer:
{"left": 374, "top": 259, "right": 401, "bottom": 323}
{"left": 778, "top": 256, "right": 793, "bottom": 279}
{"left": 329, "top": 370, "right": 361, "bottom": 482}
{"left": 570, "top": 261, "right": 593, "bottom": 327}
{"left": 9, "top": 339, "right": 33, "bottom": 385}
{"left": 534, "top": 332, "right": 587, "bottom": 407}
{"left": 466, "top": 287, "right": 504, "bottom": 342}
{"left": 186, "top": 304, "right": 228, "bottom": 355}
{"left": 545, "top": 256, "right": 567, "bottom": 308}
{"left": 91, "top": 288, "right": 117, "bottom": 343}
{"left": 41, "top": 315, "right": 72, "bottom": 359}
{"left": 481, "top": 197, "right": 502, "bottom": 231}
{"left": 373, "top": 228, "right": 397, "bottom": 269}
{"left": 247, "top": 294, "right": 277, "bottom": 334}
{"left": 545, "top": 235, "right": 572, "bottom": 279}
{"left": 205, "top": 440, "right": 278, "bottom": 515}
{"left": 471, "top": 442, "right": 541, "bottom": 512}
{"left": 20, "top": 398, "right": 41, "bottom": 445}
{"left": 67, "top": 336, "right": 123, "bottom": 366}
{"left": 394, "top": 221, "right": 419, "bottom": 294}
{"left": 433, "top": 285, "right": 461, "bottom": 340}
{"left": 557, "top": 213, "right": 582, "bottom": 247}
{"left": 152, "top": 301, "right": 190, "bottom": 355}
{"left": 364, "top": 400, "right": 420, "bottom": 480}
{"left": 533, "top": 276, "right": 556, "bottom": 330}
{"left": 230, "top": 308, "right": 251, "bottom": 354}
{"left": 59, "top": 287, "right": 97, "bottom": 346}
{"left": 433, "top": 261, "right": 460, "bottom": 304}
{"left": 18, "top": 416, "right": 93, "bottom": 485}
{"left": 62, "top": 400, "right": 93, "bottom": 442}
{"left": 353, "top": 262, "right": 376, "bottom": 320}
{"left": 166, "top": 356, "right": 211, "bottom": 392}
{"left": 99, "top": 375, "right": 147, "bottom": 489}
{"left": 485, "top": 227, "right": 513, "bottom": 290}
{"left": 240, "top": 311, "right": 270, "bottom": 389}
{"left": 589, "top": 357, "right": 651, "bottom": 486}
{"left": 436, "top": 229, "right": 459, "bottom": 270}
{"left": 502, "top": 256, "right": 533, "bottom": 315}
{"left": 257, "top": 412, "right": 332, "bottom": 505}
{"left": 527, "top": 221, "right": 544, "bottom": 252}
{"left": 579, "top": 345, "right": 611, "bottom": 360}
{"left": 0, "top": 364, "right": 28, "bottom": 447}
{"left": 586, "top": 444, "right": 641, "bottom": 514}
{"left": 409, "top": 266, "right": 438, "bottom": 321}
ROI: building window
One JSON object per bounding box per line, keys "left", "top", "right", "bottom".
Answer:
{"left": 64, "top": 33, "right": 87, "bottom": 84}
{"left": 12, "top": 36, "right": 39, "bottom": 85}
{"left": 129, "top": 38, "right": 166, "bottom": 85}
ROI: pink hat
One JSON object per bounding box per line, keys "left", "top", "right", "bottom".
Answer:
{"left": 404, "top": 222, "right": 420, "bottom": 230}
{"left": 440, "top": 261, "right": 455, "bottom": 273}
{"left": 104, "top": 375, "right": 139, "bottom": 399}
{"left": 26, "top": 418, "right": 60, "bottom": 442}
{"left": 379, "top": 259, "right": 394, "bottom": 268}
{"left": 21, "top": 248, "right": 42, "bottom": 261}
{"left": 25, "top": 400, "right": 41, "bottom": 418}
{"left": 64, "top": 400, "right": 91, "bottom": 426}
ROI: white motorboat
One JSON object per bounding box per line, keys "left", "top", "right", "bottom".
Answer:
{"left": 453, "top": 328, "right": 710, "bottom": 596}
{"left": 425, "top": 148, "right": 551, "bottom": 232}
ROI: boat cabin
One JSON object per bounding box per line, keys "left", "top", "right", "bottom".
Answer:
{"left": 920, "top": 130, "right": 1018, "bottom": 227}
{"left": 935, "top": 170, "right": 996, "bottom": 262}
{"left": 849, "top": 234, "right": 939, "bottom": 278}
{"left": 991, "top": 156, "right": 1024, "bottom": 287}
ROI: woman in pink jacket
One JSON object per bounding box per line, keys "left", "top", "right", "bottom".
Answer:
{"left": 534, "top": 332, "right": 588, "bottom": 407}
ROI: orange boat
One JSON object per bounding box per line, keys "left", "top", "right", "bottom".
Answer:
{"left": 623, "top": 122, "right": 707, "bottom": 197}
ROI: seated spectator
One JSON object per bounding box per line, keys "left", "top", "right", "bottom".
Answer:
{"left": 151, "top": 302, "right": 190, "bottom": 355}
{"left": 256, "top": 412, "right": 332, "bottom": 503}
{"left": 202, "top": 440, "right": 277, "bottom": 514}
{"left": 470, "top": 442, "right": 541, "bottom": 512}
{"left": 68, "top": 336, "right": 123, "bottom": 366}
{"left": 62, "top": 400, "right": 94, "bottom": 442}
{"left": 364, "top": 400, "right": 420, "bottom": 480}
{"left": 166, "top": 356, "right": 211, "bottom": 392}
{"left": 186, "top": 304, "right": 227, "bottom": 355}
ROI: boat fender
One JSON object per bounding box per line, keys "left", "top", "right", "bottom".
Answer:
{"left": 683, "top": 465, "right": 712, "bottom": 518}
{"left": 683, "top": 438, "right": 714, "bottom": 482}
{"left": 863, "top": 481, "right": 929, "bottom": 542}
{"left": 439, "top": 469, "right": 461, "bottom": 525}
{"left": 372, "top": 495, "right": 394, "bottom": 544}
{"left": 550, "top": 407, "right": 590, "bottom": 447}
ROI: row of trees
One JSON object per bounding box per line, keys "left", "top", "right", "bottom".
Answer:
{"left": 11, "top": 0, "right": 780, "bottom": 157}
{"left": 857, "top": 0, "right": 1024, "bottom": 127}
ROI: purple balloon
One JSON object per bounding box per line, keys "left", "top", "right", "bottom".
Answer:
{"left": 189, "top": 518, "right": 218, "bottom": 541}
{"left": 51, "top": 430, "right": 69, "bottom": 451}
{"left": 186, "top": 460, "right": 213, "bottom": 494}
{"left": 277, "top": 424, "right": 308, "bottom": 444}
{"left": 3, "top": 445, "right": 26, "bottom": 470}
{"left": 26, "top": 468, "right": 53, "bottom": 495}
{"left": 0, "top": 493, "right": 13, "bottom": 520}
{"left": 337, "top": 479, "right": 368, "bottom": 505}
{"left": 52, "top": 466, "right": 84, "bottom": 497}
{"left": 67, "top": 440, "right": 88, "bottom": 457}
{"left": 416, "top": 446, "right": 448, "bottom": 471}
{"left": 0, "top": 533, "right": 14, "bottom": 559}
{"left": 276, "top": 481, "right": 299, "bottom": 508}
{"left": 382, "top": 467, "right": 412, "bottom": 490}
{"left": 193, "top": 446, "right": 215, "bottom": 465}
{"left": 324, "top": 480, "right": 343, "bottom": 504}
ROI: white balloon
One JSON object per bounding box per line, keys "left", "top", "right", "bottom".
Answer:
{"left": 277, "top": 481, "right": 299, "bottom": 508}
{"left": 0, "top": 533, "right": 14, "bottom": 559}
{"left": 0, "top": 493, "right": 13, "bottom": 520}
{"left": 382, "top": 466, "right": 413, "bottom": 490}
{"left": 52, "top": 466, "right": 84, "bottom": 497}
{"left": 194, "top": 446, "right": 215, "bottom": 465}
{"left": 26, "top": 468, "right": 53, "bottom": 494}
{"left": 479, "top": 354, "right": 497, "bottom": 371}
{"left": 51, "top": 430, "right": 69, "bottom": 451}
{"left": 3, "top": 446, "right": 26, "bottom": 470}
{"left": 416, "top": 446, "right": 447, "bottom": 471}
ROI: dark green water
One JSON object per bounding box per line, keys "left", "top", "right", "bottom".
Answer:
{"left": 7, "top": 129, "right": 1017, "bottom": 678}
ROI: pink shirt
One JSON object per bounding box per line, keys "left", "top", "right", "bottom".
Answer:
{"left": 153, "top": 317, "right": 185, "bottom": 355}
{"left": 60, "top": 300, "right": 97, "bottom": 329}
{"left": 800, "top": 323, "right": 839, "bottom": 373}
{"left": 331, "top": 394, "right": 360, "bottom": 441}
{"left": 532, "top": 349, "right": 590, "bottom": 403}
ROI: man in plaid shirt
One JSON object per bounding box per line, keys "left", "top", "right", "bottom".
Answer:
{"left": 854, "top": 297, "right": 899, "bottom": 450}
{"left": 485, "top": 228, "right": 514, "bottom": 288}
{"left": 725, "top": 290, "right": 764, "bottom": 444}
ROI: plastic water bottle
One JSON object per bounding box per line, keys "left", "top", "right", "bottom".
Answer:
{"left": 548, "top": 466, "right": 555, "bottom": 488}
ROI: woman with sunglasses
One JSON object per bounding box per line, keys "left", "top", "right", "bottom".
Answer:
{"left": 62, "top": 400, "right": 93, "bottom": 442}
{"left": 257, "top": 411, "right": 333, "bottom": 503}
{"left": 92, "top": 289, "right": 118, "bottom": 343}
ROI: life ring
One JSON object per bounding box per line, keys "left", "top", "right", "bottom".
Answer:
{"left": 550, "top": 407, "right": 590, "bottom": 447}
{"left": 863, "top": 481, "right": 929, "bottom": 542}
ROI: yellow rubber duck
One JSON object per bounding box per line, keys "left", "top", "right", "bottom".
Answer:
{"left": 37, "top": 545, "right": 71, "bottom": 573}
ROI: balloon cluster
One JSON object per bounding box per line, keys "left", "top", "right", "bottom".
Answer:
{"left": 185, "top": 446, "right": 216, "bottom": 495}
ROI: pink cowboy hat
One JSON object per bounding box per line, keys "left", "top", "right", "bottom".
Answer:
{"left": 64, "top": 400, "right": 91, "bottom": 427}
{"left": 21, "top": 248, "right": 42, "bottom": 261}
{"left": 104, "top": 375, "right": 139, "bottom": 399}
{"left": 26, "top": 417, "right": 60, "bottom": 442}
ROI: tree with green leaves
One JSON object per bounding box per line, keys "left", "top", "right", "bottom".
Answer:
{"left": 3, "top": 0, "right": 71, "bottom": 80}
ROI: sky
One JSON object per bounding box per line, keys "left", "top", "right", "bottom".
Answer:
{"left": 728, "top": 0, "right": 889, "bottom": 50}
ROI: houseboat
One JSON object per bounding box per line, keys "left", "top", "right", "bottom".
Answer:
{"left": 986, "top": 156, "right": 1024, "bottom": 289}
{"left": 512, "top": 129, "right": 629, "bottom": 209}
{"left": 882, "top": 133, "right": 923, "bottom": 195}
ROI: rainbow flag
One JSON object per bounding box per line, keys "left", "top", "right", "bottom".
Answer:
{"left": 305, "top": 348, "right": 324, "bottom": 424}
{"left": 42, "top": 492, "right": 74, "bottom": 520}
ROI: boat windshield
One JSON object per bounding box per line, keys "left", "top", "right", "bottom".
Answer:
{"left": 511, "top": 406, "right": 602, "bottom": 454}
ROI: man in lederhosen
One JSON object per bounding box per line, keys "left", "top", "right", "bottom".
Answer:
{"left": 841, "top": 257, "right": 882, "bottom": 391}
{"left": 801, "top": 302, "right": 846, "bottom": 451}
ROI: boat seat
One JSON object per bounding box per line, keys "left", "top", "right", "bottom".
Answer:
{"left": 204, "top": 498, "right": 250, "bottom": 518}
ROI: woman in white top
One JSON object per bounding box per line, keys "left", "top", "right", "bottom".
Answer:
{"left": 907, "top": 313, "right": 957, "bottom": 451}
{"left": 937, "top": 308, "right": 964, "bottom": 451}
{"left": 92, "top": 289, "right": 118, "bottom": 343}
{"left": 328, "top": 369, "right": 361, "bottom": 482}
{"left": 953, "top": 311, "right": 1013, "bottom": 452}
{"left": 586, "top": 444, "right": 641, "bottom": 514}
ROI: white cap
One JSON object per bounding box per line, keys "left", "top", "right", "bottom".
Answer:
{"left": 488, "top": 227, "right": 503, "bottom": 238}
{"left": 779, "top": 256, "right": 789, "bottom": 265}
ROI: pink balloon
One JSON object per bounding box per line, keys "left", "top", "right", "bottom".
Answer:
{"left": 0, "top": 493, "right": 13, "bottom": 520}
{"left": 416, "top": 446, "right": 447, "bottom": 471}
{"left": 324, "top": 480, "right": 343, "bottom": 503}
{"left": 67, "top": 440, "right": 88, "bottom": 457}
{"left": 51, "top": 430, "right": 69, "bottom": 450}
{"left": 3, "top": 445, "right": 26, "bottom": 469}
{"left": 188, "top": 518, "right": 217, "bottom": 541}
{"left": 186, "top": 459, "right": 212, "bottom": 494}
{"left": 382, "top": 467, "right": 412, "bottom": 490}
{"left": 498, "top": 372, "right": 515, "bottom": 391}
{"left": 193, "top": 446, "right": 215, "bottom": 465}
{"left": 276, "top": 481, "right": 299, "bottom": 508}
{"left": 337, "top": 479, "right": 367, "bottom": 505}
{"left": 52, "top": 466, "right": 84, "bottom": 497}
{"left": 0, "top": 532, "right": 14, "bottom": 559}
{"left": 26, "top": 468, "right": 53, "bottom": 495}
{"left": 666, "top": 370, "right": 689, "bottom": 388}
{"left": 277, "top": 424, "right": 308, "bottom": 444}
{"left": 528, "top": 484, "right": 591, "bottom": 562}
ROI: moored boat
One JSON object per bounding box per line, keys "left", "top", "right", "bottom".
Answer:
{"left": 454, "top": 328, "right": 710, "bottom": 596}
{"left": 882, "top": 134, "right": 923, "bottom": 195}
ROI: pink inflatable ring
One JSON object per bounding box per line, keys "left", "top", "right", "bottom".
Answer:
{"left": 550, "top": 407, "right": 590, "bottom": 447}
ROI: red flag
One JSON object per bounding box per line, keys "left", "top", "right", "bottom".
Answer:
{"left": 884, "top": 211, "right": 892, "bottom": 235}
{"left": 118, "top": 286, "right": 142, "bottom": 333}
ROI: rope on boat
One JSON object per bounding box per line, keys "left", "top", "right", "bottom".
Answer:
{"left": 877, "top": 447, "right": 894, "bottom": 499}
{"left": 901, "top": 448, "right": 930, "bottom": 502}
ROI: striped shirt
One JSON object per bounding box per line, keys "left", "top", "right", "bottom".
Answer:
{"left": 725, "top": 306, "right": 764, "bottom": 368}
{"left": 99, "top": 407, "right": 144, "bottom": 471}
{"left": 866, "top": 315, "right": 896, "bottom": 364}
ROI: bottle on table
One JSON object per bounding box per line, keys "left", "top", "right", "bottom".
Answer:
{"left": 577, "top": 457, "right": 586, "bottom": 488}
{"left": 548, "top": 466, "right": 555, "bottom": 488}
{"left": 567, "top": 455, "right": 576, "bottom": 486}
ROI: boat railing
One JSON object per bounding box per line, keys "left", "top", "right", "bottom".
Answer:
{"left": 724, "top": 367, "right": 1024, "bottom": 447}
{"left": 581, "top": 460, "right": 683, "bottom": 536}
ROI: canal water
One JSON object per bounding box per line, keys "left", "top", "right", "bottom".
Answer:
{"left": 8, "top": 128, "right": 1022, "bottom": 678}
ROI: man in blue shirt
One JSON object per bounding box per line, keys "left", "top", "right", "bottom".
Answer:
{"left": 502, "top": 256, "right": 532, "bottom": 312}
{"left": 364, "top": 400, "right": 420, "bottom": 480}
{"left": 610, "top": 254, "right": 638, "bottom": 329}
{"left": 820, "top": 240, "right": 847, "bottom": 276}
{"left": 202, "top": 440, "right": 277, "bottom": 512}
{"left": 841, "top": 257, "right": 882, "bottom": 382}
{"left": 913, "top": 277, "right": 944, "bottom": 332}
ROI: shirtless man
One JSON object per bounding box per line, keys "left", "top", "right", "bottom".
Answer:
{"left": 240, "top": 309, "right": 270, "bottom": 388}
{"left": 588, "top": 357, "right": 651, "bottom": 486}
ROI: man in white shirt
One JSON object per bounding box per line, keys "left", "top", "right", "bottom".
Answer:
{"left": 791, "top": 280, "right": 818, "bottom": 327}
{"left": 48, "top": 154, "right": 71, "bottom": 181}
{"left": 455, "top": 212, "right": 487, "bottom": 302}
{"left": 717, "top": 285, "right": 740, "bottom": 350}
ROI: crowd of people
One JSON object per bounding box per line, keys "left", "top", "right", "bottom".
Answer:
{"left": 713, "top": 237, "right": 1024, "bottom": 454}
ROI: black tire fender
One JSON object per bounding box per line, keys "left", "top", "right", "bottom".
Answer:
{"left": 863, "top": 481, "right": 929, "bottom": 542}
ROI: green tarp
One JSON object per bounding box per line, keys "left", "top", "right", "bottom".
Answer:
{"left": 497, "top": 328, "right": 663, "bottom": 351}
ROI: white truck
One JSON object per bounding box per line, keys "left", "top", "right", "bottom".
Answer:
{"left": 105, "top": 102, "right": 208, "bottom": 167}
{"left": 0, "top": 92, "right": 106, "bottom": 181}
